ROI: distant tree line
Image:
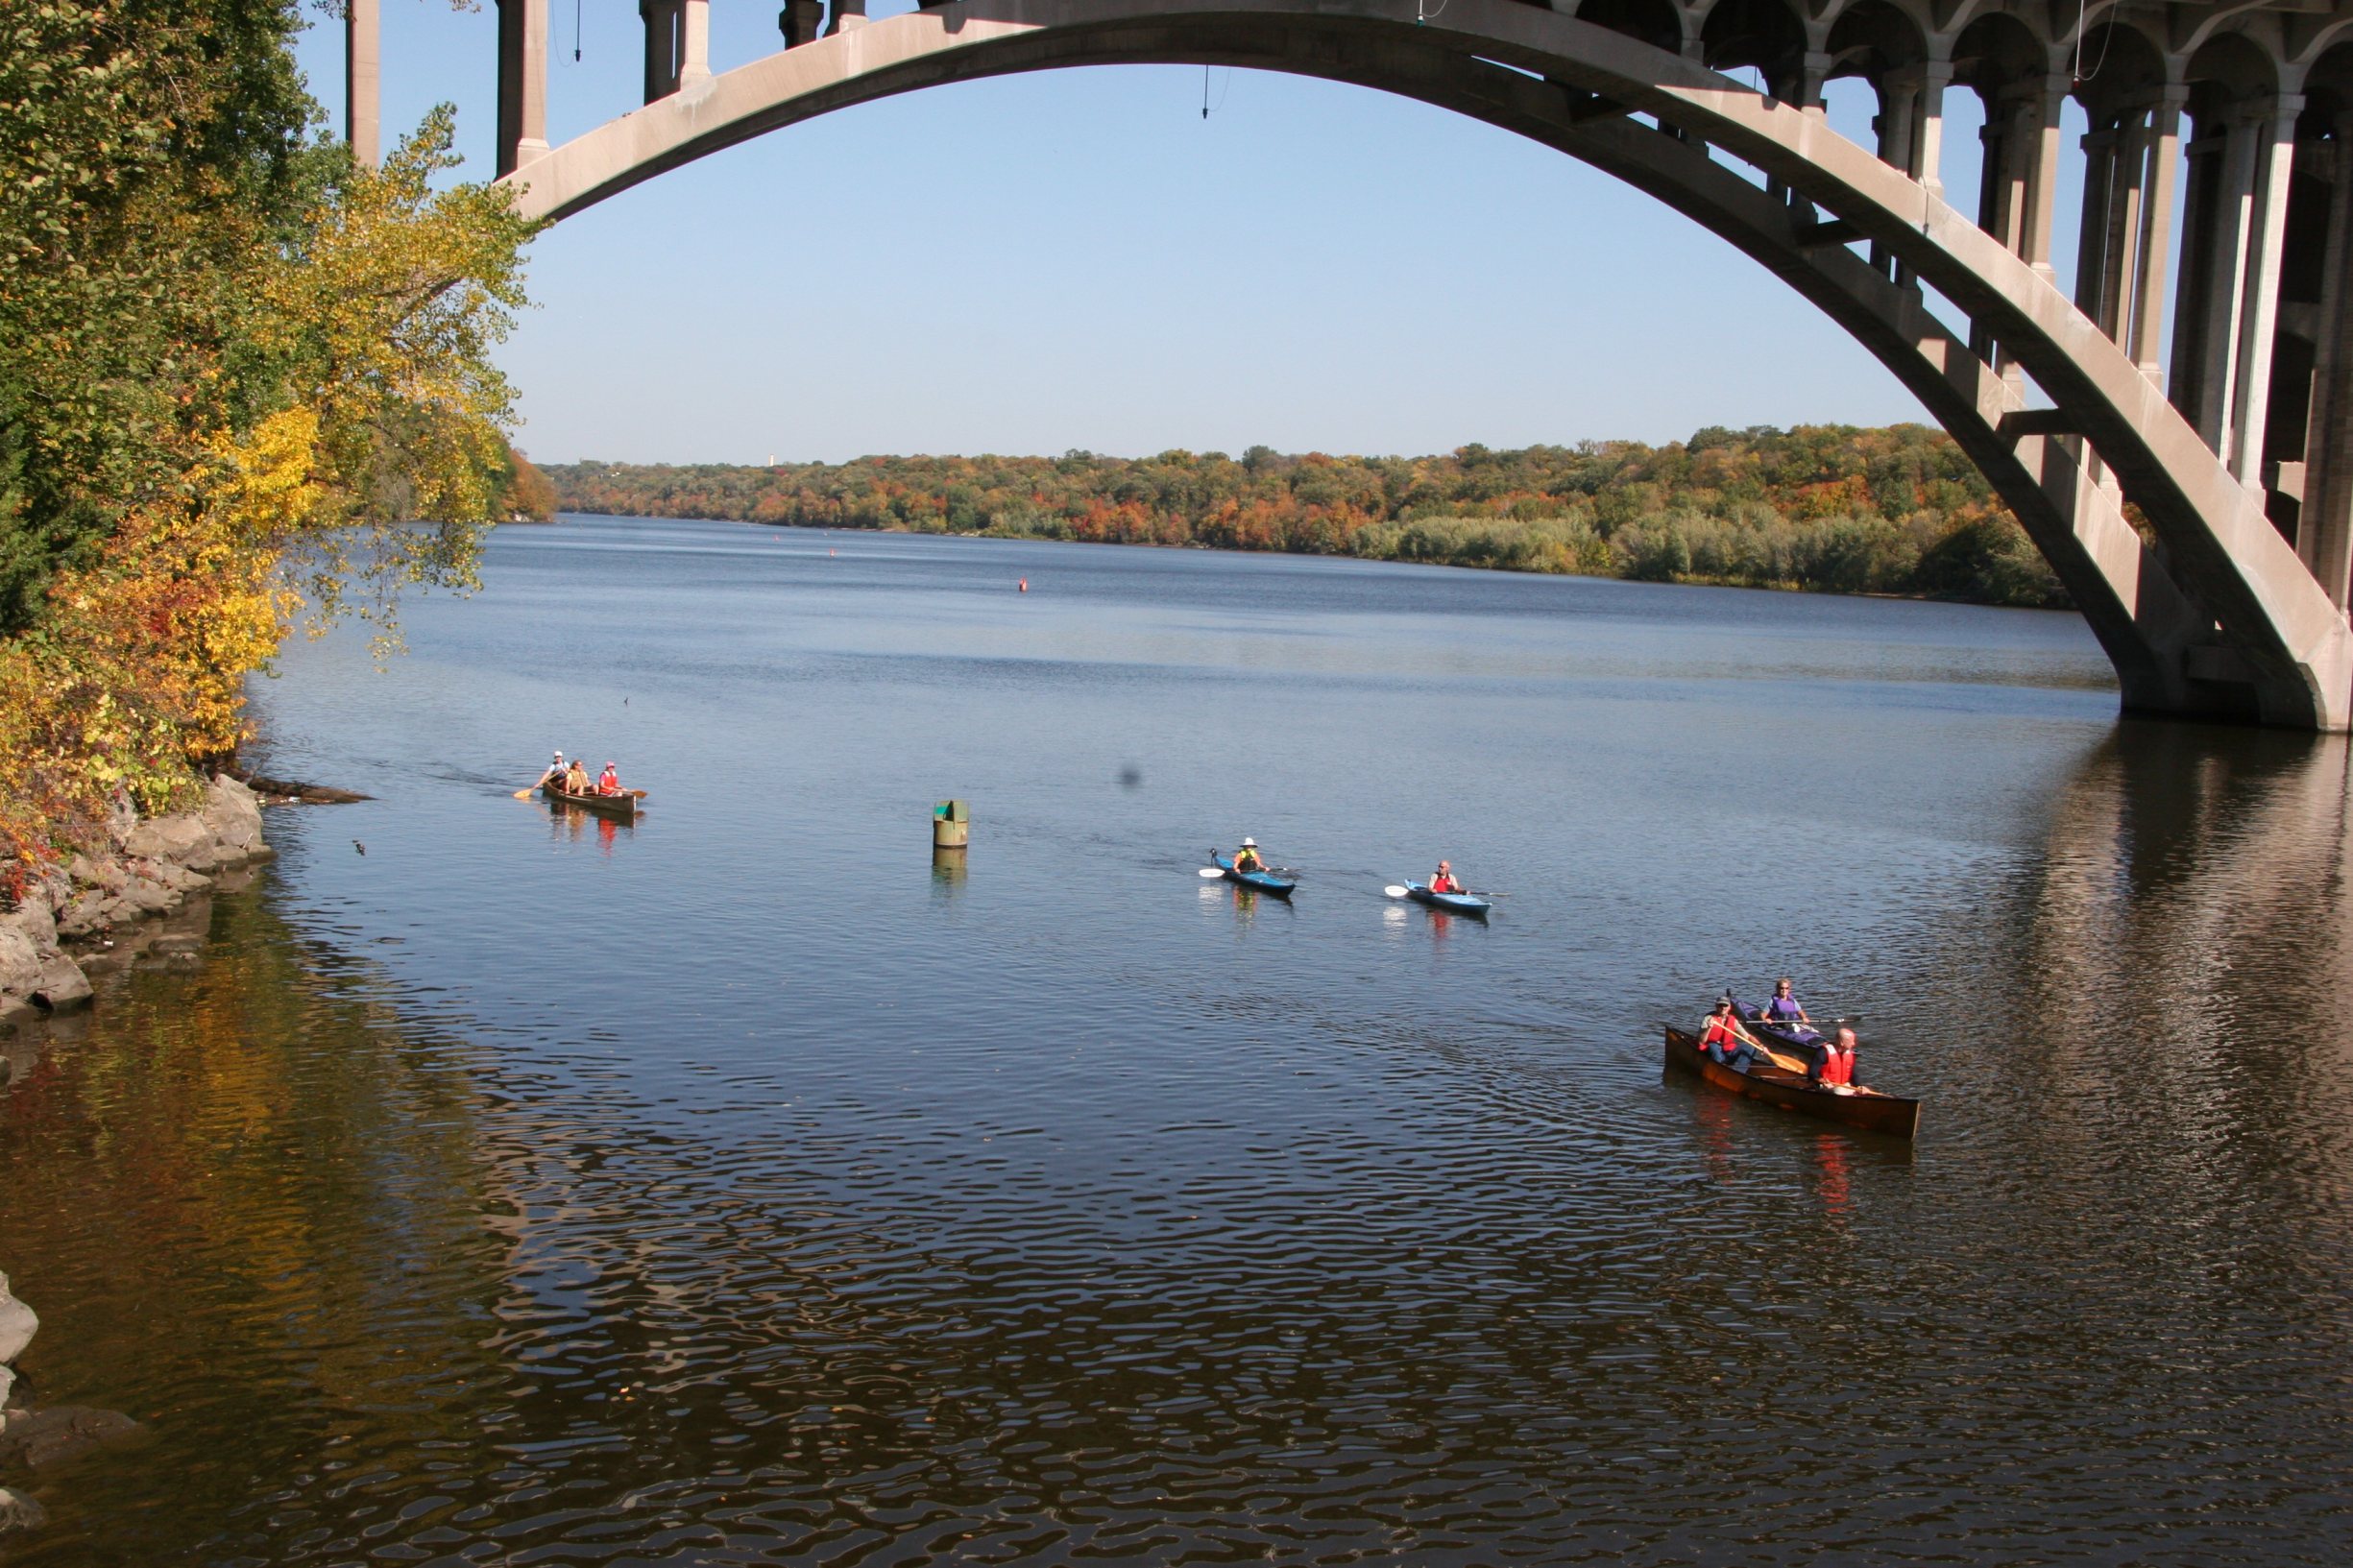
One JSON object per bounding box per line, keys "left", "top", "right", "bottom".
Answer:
{"left": 545, "top": 424, "right": 2069, "bottom": 609}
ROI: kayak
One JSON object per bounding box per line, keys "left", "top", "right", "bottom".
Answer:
{"left": 1403, "top": 881, "right": 1492, "bottom": 917}
{"left": 541, "top": 782, "right": 640, "bottom": 820}
{"left": 1662, "top": 1025, "right": 1921, "bottom": 1139}
{"left": 1733, "top": 995, "right": 1824, "bottom": 1059}
{"left": 1211, "top": 853, "right": 1296, "bottom": 897}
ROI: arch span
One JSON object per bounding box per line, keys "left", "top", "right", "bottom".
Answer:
{"left": 501, "top": 0, "right": 2353, "bottom": 731}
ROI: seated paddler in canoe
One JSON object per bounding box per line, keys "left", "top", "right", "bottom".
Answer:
{"left": 1697, "top": 998, "right": 1763, "bottom": 1073}
{"left": 1812, "top": 1026, "right": 1876, "bottom": 1095}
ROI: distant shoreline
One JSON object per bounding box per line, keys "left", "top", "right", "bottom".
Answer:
{"left": 544, "top": 427, "right": 2073, "bottom": 612}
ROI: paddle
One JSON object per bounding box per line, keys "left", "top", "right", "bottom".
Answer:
{"left": 1667, "top": 1021, "right": 1815, "bottom": 1077}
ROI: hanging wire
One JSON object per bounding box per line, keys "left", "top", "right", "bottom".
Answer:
{"left": 1417, "top": 0, "right": 1452, "bottom": 21}
{"left": 1201, "top": 65, "right": 1233, "bottom": 120}
{"left": 574, "top": 0, "right": 583, "bottom": 63}
{"left": 2072, "top": 0, "right": 2118, "bottom": 85}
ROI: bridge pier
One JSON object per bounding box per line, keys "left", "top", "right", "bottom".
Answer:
{"left": 495, "top": 0, "right": 548, "bottom": 177}
{"left": 346, "top": 0, "right": 379, "bottom": 168}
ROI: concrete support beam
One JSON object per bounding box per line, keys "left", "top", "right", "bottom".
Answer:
{"left": 495, "top": 0, "right": 550, "bottom": 178}
{"left": 2228, "top": 97, "right": 2302, "bottom": 487}
{"left": 347, "top": 0, "right": 380, "bottom": 168}
{"left": 1914, "top": 58, "right": 1951, "bottom": 201}
{"left": 781, "top": 0, "right": 825, "bottom": 49}
{"left": 2021, "top": 73, "right": 2068, "bottom": 281}
{"left": 643, "top": 0, "right": 683, "bottom": 103}
{"left": 682, "top": 0, "right": 713, "bottom": 86}
{"left": 2130, "top": 93, "right": 2185, "bottom": 385}
{"left": 2300, "top": 113, "right": 2353, "bottom": 611}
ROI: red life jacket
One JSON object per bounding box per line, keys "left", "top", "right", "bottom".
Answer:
{"left": 1700, "top": 1016, "right": 1744, "bottom": 1052}
{"left": 1820, "top": 1046, "right": 1856, "bottom": 1086}
{"left": 597, "top": 768, "right": 619, "bottom": 793}
{"left": 1431, "top": 874, "right": 1459, "bottom": 894}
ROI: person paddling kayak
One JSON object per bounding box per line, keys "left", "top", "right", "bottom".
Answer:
{"left": 1429, "top": 860, "right": 1465, "bottom": 895}
{"left": 1761, "top": 977, "right": 1812, "bottom": 1027}
{"left": 1233, "top": 837, "right": 1266, "bottom": 875}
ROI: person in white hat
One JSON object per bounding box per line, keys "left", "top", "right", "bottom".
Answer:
{"left": 1233, "top": 836, "right": 1265, "bottom": 875}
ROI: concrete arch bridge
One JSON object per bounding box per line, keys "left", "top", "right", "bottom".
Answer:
{"left": 343, "top": 0, "right": 2353, "bottom": 730}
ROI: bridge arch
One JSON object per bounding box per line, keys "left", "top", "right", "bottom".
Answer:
{"left": 497, "top": 0, "right": 2352, "bottom": 730}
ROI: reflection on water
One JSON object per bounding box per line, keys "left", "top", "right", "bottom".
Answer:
{"left": 2, "top": 520, "right": 2348, "bottom": 1564}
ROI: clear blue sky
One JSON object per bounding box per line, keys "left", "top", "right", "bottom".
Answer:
{"left": 292, "top": 4, "right": 2053, "bottom": 467}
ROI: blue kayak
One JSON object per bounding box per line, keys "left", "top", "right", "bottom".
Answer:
{"left": 1405, "top": 881, "right": 1492, "bottom": 917}
{"left": 1734, "top": 996, "right": 1824, "bottom": 1056}
{"left": 1212, "top": 854, "right": 1297, "bottom": 897}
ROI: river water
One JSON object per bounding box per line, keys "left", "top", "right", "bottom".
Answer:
{"left": 3, "top": 516, "right": 2348, "bottom": 1564}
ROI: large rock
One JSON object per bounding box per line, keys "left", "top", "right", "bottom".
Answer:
{"left": 0, "top": 929, "right": 38, "bottom": 1004}
{"left": 203, "top": 774, "right": 265, "bottom": 863}
{"left": 121, "top": 815, "right": 208, "bottom": 866}
{"left": 31, "top": 954, "right": 89, "bottom": 1011}
{"left": 0, "top": 1274, "right": 33, "bottom": 1363}
{"left": 0, "top": 1407, "right": 144, "bottom": 1470}
{"left": 0, "top": 1485, "right": 45, "bottom": 1535}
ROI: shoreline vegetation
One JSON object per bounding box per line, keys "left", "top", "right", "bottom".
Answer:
{"left": 546, "top": 424, "right": 2071, "bottom": 611}
{"left": 0, "top": 1, "right": 539, "bottom": 897}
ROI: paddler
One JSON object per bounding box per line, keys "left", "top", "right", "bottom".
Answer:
{"left": 1817, "top": 1026, "right": 1870, "bottom": 1093}
{"left": 1232, "top": 837, "right": 1265, "bottom": 875}
{"left": 1697, "top": 998, "right": 1760, "bottom": 1073}
{"left": 564, "top": 758, "right": 592, "bottom": 795}
{"left": 1429, "top": 860, "right": 1464, "bottom": 895}
{"left": 544, "top": 751, "right": 567, "bottom": 789}
{"left": 1761, "top": 977, "right": 1812, "bottom": 1027}
{"left": 596, "top": 761, "right": 620, "bottom": 795}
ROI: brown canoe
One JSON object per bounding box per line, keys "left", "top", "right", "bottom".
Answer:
{"left": 1663, "top": 1025, "right": 1921, "bottom": 1139}
{"left": 540, "top": 782, "right": 641, "bottom": 820}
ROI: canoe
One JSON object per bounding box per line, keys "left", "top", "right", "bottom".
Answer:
{"left": 1404, "top": 881, "right": 1492, "bottom": 917}
{"left": 1211, "top": 853, "right": 1297, "bottom": 897}
{"left": 541, "top": 782, "right": 640, "bottom": 820}
{"left": 1662, "top": 1025, "right": 1921, "bottom": 1139}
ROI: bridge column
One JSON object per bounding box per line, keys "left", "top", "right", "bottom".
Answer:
{"left": 2020, "top": 72, "right": 2068, "bottom": 282}
{"left": 781, "top": 0, "right": 824, "bottom": 49}
{"left": 2176, "top": 109, "right": 2262, "bottom": 453}
{"left": 2299, "top": 108, "right": 2353, "bottom": 612}
{"left": 681, "top": 0, "right": 712, "bottom": 85}
{"left": 1913, "top": 56, "right": 1952, "bottom": 200}
{"left": 495, "top": 0, "right": 549, "bottom": 178}
{"left": 2130, "top": 88, "right": 2187, "bottom": 386}
{"left": 642, "top": 0, "right": 683, "bottom": 103}
{"left": 2074, "top": 123, "right": 2122, "bottom": 331}
{"left": 346, "top": 0, "right": 379, "bottom": 168}
{"left": 827, "top": 0, "right": 868, "bottom": 36}
{"left": 2228, "top": 95, "right": 2302, "bottom": 488}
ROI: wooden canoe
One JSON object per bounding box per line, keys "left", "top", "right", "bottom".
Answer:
{"left": 1663, "top": 1025, "right": 1920, "bottom": 1139}
{"left": 541, "top": 782, "right": 640, "bottom": 820}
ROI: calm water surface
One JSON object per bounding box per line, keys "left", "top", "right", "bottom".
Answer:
{"left": 3, "top": 517, "right": 2349, "bottom": 1564}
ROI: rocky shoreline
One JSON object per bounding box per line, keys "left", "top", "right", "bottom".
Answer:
{"left": 0, "top": 775, "right": 278, "bottom": 1533}
{"left": 0, "top": 774, "right": 272, "bottom": 1028}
